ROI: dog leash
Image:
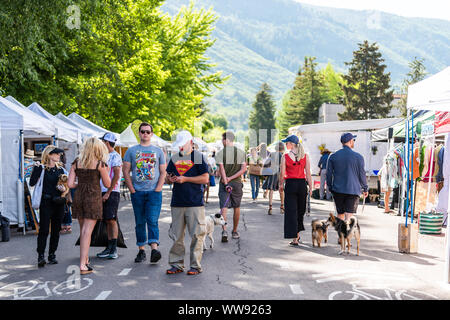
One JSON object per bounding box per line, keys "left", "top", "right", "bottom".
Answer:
{"left": 220, "top": 185, "right": 233, "bottom": 216}
{"left": 360, "top": 194, "right": 366, "bottom": 215}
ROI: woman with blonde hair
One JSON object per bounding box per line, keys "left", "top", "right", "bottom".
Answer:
{"left": 30, "top": 145, "right": 66, "bottom": 267}
{"left": 279, "top": 135, "right": 312, "bottom": 246}
{"left": 68, "top": 137, "right": 111, "bottom": 274}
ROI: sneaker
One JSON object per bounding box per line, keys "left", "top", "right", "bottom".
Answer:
{"left": 38, "top": 254, "right": 46, "bottom": 267}
{"left": 47, "top": 254, "right": 58, "bottom": 265}
{"left": 108, "top": 249, "right": 118, "bottom": 259}
{"left": 232, "top": 231, "right": 240, "bottom": 239}
{"left": 97, "top": 247, "right": 111, "bottom": 258}
{"left": 150, "top": 249, "right": 161, "bottom": 263}
{"left": 221, "top": 230, "right": 228, "bottom": 243}
{"left": 134, "top": 250, "right": 146, "bottom": 263}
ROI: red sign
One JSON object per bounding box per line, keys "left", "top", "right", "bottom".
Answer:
{"left": 435, "top": 112, "right": 450, "bottom": 134}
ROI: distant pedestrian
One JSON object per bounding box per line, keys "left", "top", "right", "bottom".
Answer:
{"left": 259, "top": 143, "right": 270, "bottom": 199}
{"left": 123, "top": 122, "right": 166, "bottom": 264}
{"left": 30, "top": 146, "right": 67, "bottom": 267}
{"left": 216, "top": 131, "right": 247, "bottom": 242}
{"left": 265, "top": 142, "right": 285, "bottom": 215}
{"left": 318, "top": 149, "right": 332, "bottom": 200}
{"left": 326, "top": 133, "right": 368, "bottom": 222}
{"left": 279, "top": 135, "right": 312, "bottom": 246}
{"left": 247, "top": 147, "right": 262, "bottom": 202}
{"left": 165, "top": 131, "right": 209, "bottom": 275}
{"left": 204, "top": 152, "right": 217, "bottom": 204}
{"left": 60, "top": 151, "right": 73, "bottom": 234}
{"left": 97, "top": 132, "right": 123, "bottom": 260}
{"left": 68, "top": 137, "right": 111, "bottom": 275}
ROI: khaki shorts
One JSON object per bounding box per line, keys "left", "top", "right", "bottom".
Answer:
{"left": 219, "top": 181, "right": 243, "bottom": 209}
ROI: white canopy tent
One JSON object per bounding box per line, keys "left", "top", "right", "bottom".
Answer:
{"left": 68, "top": 112, "right": 122, "bottom": 146}
{"left": 119, "top": 124, "right": 138, "bottom": 147}
{"left": 0, "top": 97, "right": 55, "bottom": 227}
{"left": 406, "top": 67, "right": 450, "bottom": 283}
{"left": 55, "top": 112, "right": 99, "bottom": 138}
{"left": 5, "top": 95, "right": 27, "bottom": 109}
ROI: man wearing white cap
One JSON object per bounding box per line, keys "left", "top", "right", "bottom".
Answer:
{"left": 165, "top": 130, "right": 209, "bottom": 275}
{"left": 97, "top": 132, "right": 122, "bottom": 259}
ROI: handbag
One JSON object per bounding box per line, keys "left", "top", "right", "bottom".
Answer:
{"left": 75, "top": 219, "right": 127, "bottom": 248}
{"left": 31, "top": 165, "right": 45, "bottom": 209}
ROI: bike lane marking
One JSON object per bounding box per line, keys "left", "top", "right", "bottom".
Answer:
{"left": 0, "top": 274, "right": 9, "bottom": 281}
{"left": 95, "top": 291, "right": 112, "bottom": 300}
{"left": 289, "top": 284, "right": 304, "bottom": 295}
{"left": 118, "top": 268, "right": 132, "bottom": 276}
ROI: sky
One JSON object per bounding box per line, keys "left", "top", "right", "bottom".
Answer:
{"left": 293, "top": 0, "right": 450, "bottom": 21}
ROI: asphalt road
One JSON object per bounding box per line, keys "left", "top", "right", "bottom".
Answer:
{"left": 1, "top": 182, "right": 450, "bottom": 301}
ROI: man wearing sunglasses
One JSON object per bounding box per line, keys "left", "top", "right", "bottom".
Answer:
{"left": 123, "top": 122, "right": 166, "bottom": 264}
{"left": 326, "top": 133, "right": 368, "bottom": 222}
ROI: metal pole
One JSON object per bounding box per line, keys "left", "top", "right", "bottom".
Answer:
{"left": 411, "top": 111, "right": 414, "bottom": 224}
{"left": 405, "top": 109, "right": 410, "bottom": 227}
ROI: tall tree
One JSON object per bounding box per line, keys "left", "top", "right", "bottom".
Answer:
{"left": 248, "top": 83, "right": 277, "bottom": 145}
{"left": 398, "top": 57, "right": 427, "bottom": 116}
{"left": 339, "top": 41, "right": 394, "bottom": 120}
{"left": 321, "top": 63, "right": 344, "bottom": 104}
{"left": 277, "top": 56, "right": 325, "bottom": 137}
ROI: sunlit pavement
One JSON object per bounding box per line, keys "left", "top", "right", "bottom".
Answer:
{"left": 0, "top": 182, "right": 450, "bottom": 300}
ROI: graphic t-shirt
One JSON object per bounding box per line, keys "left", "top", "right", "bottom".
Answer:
{"left": 166, "top": 150, "right": 209, "bottom": 207}
{"left": 124, "top": 144, "right": 165, "bottom": 192}
{"left": 100, "top": 150, "right": 123, "bottom": 193}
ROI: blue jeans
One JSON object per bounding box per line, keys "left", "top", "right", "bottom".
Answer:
{"left": 130, "top": 190, "right": 162, "bottom": 247}
{"left": 250, "top": 174, "right": 260, "bottom": 200}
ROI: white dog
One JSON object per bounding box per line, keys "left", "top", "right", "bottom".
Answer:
{"left": 203, "top": 213, "right": 227, "bottom": 251}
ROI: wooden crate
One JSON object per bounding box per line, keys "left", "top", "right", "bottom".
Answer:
{"left": 398, "top": 223, "right": 418, "bottom": 253}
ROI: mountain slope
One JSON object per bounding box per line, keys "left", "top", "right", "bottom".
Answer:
{"left": 161, "top": 0, "right": 450, "bottom": 131}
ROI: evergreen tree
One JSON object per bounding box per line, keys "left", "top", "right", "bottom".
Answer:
{"left": 277, "top": 56, "right": 325, "bottom": 137}
{"left": 321, "top": 63, "right": 344, "bottom": 104}
{"left": 398, "top": 57, "right": 427, "bottom": 116}
{"left": 339, "top": 41, "right": 394, "bottom": 120}
{"left": 249, "top": 83, "right": 277, "bottom": 146}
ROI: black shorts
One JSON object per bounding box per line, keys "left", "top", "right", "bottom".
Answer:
{"left": 332, "top": 192, "right": 359, "bottom": 214}
{"left": 102, "top": 192, "right": 120, "bottom": 220}
{"left": 219, "top": 181, "right": 243, "bottom": 209}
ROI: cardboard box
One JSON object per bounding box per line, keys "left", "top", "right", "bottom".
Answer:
{"left": 398, "top": 223, "right": 418, "bottom": 253}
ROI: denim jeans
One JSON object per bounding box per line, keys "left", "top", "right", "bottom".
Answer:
{"left": 249, "top": 174, "right": 260, "bottom": 200}
{"left": 130, "top": 190, "right": 162, "bottom": 247}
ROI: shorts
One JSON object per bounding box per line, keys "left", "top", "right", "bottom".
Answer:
{"left": 332, "top": 192, "right": 359, "bottom": 214}
{"left": 219, "top": 181, "right": 243, "bottom": 209}
{"left": 102, "top": 192, "right": 120, "bottom": 220}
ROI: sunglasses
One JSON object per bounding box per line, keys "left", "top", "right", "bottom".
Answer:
{"left": 140, "top": 130, "right": 152, "bottom": 134}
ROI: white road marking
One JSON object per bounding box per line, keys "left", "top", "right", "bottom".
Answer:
{"left": 289, "top": 284, "right": 304, "bottom": 295}
{"left": 313, "top": 270, "right": 412, "bottom": 283}
{"left": 279, "top": 262, "right": 290, "bottom": 270}
{"left": 118, "top": 268, "right": 132, "bottom": 276}
{"left": 95, "top": 291, "right": 112, "bottom": 300}
{"left": 0, "top": 274, "right": 9, "bottom": 281}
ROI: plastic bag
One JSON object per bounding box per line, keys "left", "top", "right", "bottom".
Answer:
{"left": 75, "top": 219, "right": 127, "bottom": 248}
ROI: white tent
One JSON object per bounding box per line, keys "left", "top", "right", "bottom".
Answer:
{"left": 151, "top": 134, "right": 171, "bottom": 148}
{"left": 119, "top": 124, "right": 138, "bottom": 147}
{"left": 5, "top": 95, "right": 27, "bottom": 109}
{"left": 55, "top": 112, "right": 99, "bottom": 138}
{"left": 68, "top": 112, "right": 122, "bottom": 146}
{"left": 0, "top": 97, "right": 56, "bottom": 226}
{"left": 407, "top": 66, "right": 450, "bottom": 112}
{"left": 289, "top": 118, "right": 402, "bottom": 174}
{"left": 28, "top": 102, "right": 82, "bottom": 144}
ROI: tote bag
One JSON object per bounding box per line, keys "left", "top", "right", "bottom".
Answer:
{"left": 31, "top": 165, "right": 45, "bottom": 209}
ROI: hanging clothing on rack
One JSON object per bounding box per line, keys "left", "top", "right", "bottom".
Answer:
{"left": 379, "top": 153, "right": 398, "bottom": 192}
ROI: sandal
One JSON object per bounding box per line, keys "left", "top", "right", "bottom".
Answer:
{"left": 289, "top": 241, "right": 299, "bottom": 246}
{"left": 280, "top": 205, "right": 285, "bottom": 214}
{"left": 80, "top": 265, "right": 93, "bottom": 275}
{"left": 66, "top": 226, "right": 72, "bottom": 233}
{"left": 268, "top": 205, "right": 272, "bottom": 215}
{"left": 166, "top": 266, "right": 183, "bottom": 274}
{"left": 187, "top": 268, "right": 201, "bottom": 275}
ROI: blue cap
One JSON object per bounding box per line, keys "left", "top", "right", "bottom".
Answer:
{"left": 101, "top": 132, "right": 117, "bottom": 143}
{"left": 282, "top": 135, "right": 299, "bottom": 145}
{"left": 341, "top": 132, "right": 357, "bottom": 144}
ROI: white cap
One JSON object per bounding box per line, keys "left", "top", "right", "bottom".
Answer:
{"left": 172, "top": 130, "right": 193, "bottom": 150}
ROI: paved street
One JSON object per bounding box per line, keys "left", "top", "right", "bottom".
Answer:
{"left": 1, "top": 181, "right": 450, "bottom": 301}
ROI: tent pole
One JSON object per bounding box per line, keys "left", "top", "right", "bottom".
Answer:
{"left": 405, "top": 109, "right": 410, "bottom": 227}
{"left": 411, "top": 111, "right": 415, "bottom": 224}
{"left": 445, "top": 133, "right": 450, "bottom": 283}
{"left": 425, "top": 135, "right": 435, "bottom": 211}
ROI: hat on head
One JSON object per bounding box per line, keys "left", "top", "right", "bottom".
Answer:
{"left": 101, "top": 132, "right": 117, "bottom": 143}
{"left": 340, "top": 132, "right": 357, "bottom": 144}
{"left": 172, "top": 130, "right": 193, "bottom": 150}
{"left": 281, "top": 134, "right": 299, "bottom": 145}
{"left": 24, "top": 149, "right": 36, "bottom": 159}
{"left": 49, "top": 147, "right": 64, "bottom": 155}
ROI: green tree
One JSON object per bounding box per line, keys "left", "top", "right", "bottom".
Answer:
{"left": 277, "top": 56, "right": 325, "bottom": 137}
{"left": 321, "top": 63, "right": 344, "bottom": 104}
{"left": 249, "top": 83, "right": 277, "bottom": 145}
{"left": 398, "top": 57, "right": 427, "bottom": 116}
{"left": 339, "top": 41, "right": 394, "bottom": 120}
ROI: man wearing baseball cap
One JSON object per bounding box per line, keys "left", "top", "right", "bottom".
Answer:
{"left": 97, "top": 132, "right": 122, "bottom": 259}
{"left": 165, "top": 130, "right": 209, "bottom": 275}
{"left": 326, "top": 133, "right": 368, "bottom": 222}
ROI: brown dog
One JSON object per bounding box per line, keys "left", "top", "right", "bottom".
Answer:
{"left": 327, "top": 213, "right": 360, "bottom": 255}
{"left": 311, "top": 219, "right": 329, "bottom": 247}
{"left": 57, "top": 174, "right": 70, "bottom": 198}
